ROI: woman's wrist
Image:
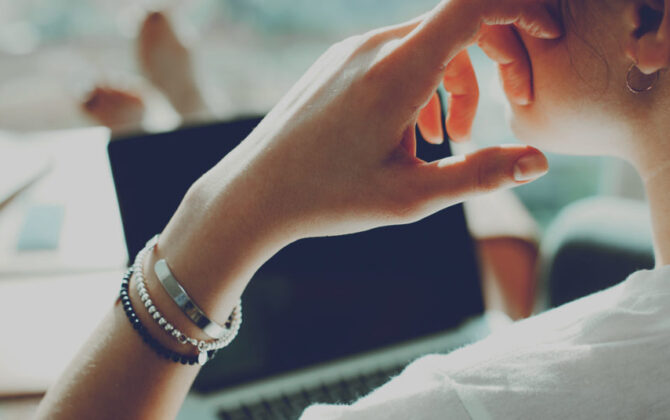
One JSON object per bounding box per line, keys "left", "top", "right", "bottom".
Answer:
{"left": 153, "top": 169, "right": 291, "bottom": 323}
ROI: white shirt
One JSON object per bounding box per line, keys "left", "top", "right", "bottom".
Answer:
{"left": 301, "top": 266, "right": 670, "bottom": 420}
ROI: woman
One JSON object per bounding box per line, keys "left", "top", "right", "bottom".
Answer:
{"left": 36, "top": 0, "right": 670, "bottom": 418}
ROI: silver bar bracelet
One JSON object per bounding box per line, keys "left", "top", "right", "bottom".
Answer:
{"left": 154, "top": 258, "right": 228, "bottom": 339}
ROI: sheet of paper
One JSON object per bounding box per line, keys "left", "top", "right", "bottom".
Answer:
{"left": 0, "top": 127, "right": 127, "bottom": 275}
{"left": 0, "top": 133, "right": 51, "bottom": 207}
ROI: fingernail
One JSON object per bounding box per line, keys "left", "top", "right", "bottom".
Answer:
{"left": 543, "top": 7, "right": 564, "bottom": 38}
{"left": 514, "top": 95, "right": 531, "bottom": 106}
{"left": 148, "top": 11, "right": 163, "bottom": 22}
{"left": 431, "top": 134, "right": 444, "bottom": 145}
{"left": 512, "top": 87, "right": 532, "bottom": 106}
{"left": 449, "top": 133, "right": 468, "bottom": 143}
{"left": 513, "top": 152, "right": 548, "bottom": 182}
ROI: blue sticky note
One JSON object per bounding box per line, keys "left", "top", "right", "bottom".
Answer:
{"left": 16, "top": 205, "right": 65, "bottom": 251}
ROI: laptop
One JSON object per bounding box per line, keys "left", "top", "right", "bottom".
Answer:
{"left": 108, "top": 97, "right": 487, "bottom": 420}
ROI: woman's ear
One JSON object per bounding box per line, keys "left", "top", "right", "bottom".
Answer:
{"left": 626, "top": 0, "right": 670, "bottom": 74}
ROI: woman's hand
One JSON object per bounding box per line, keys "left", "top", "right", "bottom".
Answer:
{"left": 159, "top": 0, "right": 562, "bottom": 318}
{"left": 207, "top": 0, "right": 560, "bottom": 237}
{"left": 417, "top": 0, "right": 562, "bottom": 143}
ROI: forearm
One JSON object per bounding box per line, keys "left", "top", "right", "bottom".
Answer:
{"left": 35, "top": 303, "right": 200, "bottom": 420}
{"left": 36, "top": 178, "right": 287, "bottom": 420}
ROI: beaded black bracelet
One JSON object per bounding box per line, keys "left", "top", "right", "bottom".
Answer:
{"left": 119, "top": 267, "right": 218, "bottom": 366}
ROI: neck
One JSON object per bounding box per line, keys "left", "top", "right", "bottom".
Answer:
{"left": 636, "top": 148, "right": 670, "bottom": 267}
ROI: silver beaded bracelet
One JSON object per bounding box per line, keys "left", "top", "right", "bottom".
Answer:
{"left": 132, "top": 237, "right": 242, "bottom": 354}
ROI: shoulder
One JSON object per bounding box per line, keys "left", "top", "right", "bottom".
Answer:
{"left": 440, "top": 267, "right": 670, "bottom": 418}
{"left": 301, "top": 268, "right": 670, "bottom": 419}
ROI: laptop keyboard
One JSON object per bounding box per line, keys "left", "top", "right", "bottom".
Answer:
{"left": 217, "top": 365, "right": 404, "bottom": 420}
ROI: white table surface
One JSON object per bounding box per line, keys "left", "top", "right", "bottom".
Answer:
{"left": 0, "top": 127, "right": 128, "bottom": 397}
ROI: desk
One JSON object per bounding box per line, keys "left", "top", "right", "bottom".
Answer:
{"left": 0, "top": 128, "right": 127, "bottom": 407}
{"left": 0, "top": 127, "right": 127, "bottom": 275}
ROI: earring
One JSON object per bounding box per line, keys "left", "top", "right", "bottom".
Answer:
{"left": 626, "top": 64, "right": 660, "bottom": 93}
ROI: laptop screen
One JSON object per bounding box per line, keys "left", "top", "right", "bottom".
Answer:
{"left": 109, "top": 116, "right": 483, "bottom": 393}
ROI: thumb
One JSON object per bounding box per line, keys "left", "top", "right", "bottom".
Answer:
{"left": 408, "top": 145, "right": 548, "bottom": 207}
